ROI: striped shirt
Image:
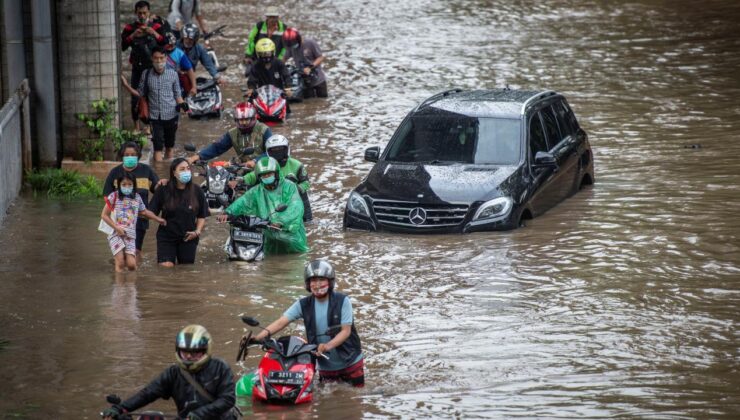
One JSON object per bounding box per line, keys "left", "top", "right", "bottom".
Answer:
{"left": 137, "top": 68, "right": 181, "bottom": 121}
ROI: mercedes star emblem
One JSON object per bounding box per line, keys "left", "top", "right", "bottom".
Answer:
{"left": 409, "top": 207, "right": 427, "bottom": 225}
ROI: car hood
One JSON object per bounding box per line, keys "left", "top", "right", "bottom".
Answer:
{"left": 359, "top": 161, "right": 518, "bottom": 204}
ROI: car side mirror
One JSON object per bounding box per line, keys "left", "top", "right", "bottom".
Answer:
{"left": 364, "top": 146, "right": 380, "bottom": 163}
{"left": 533, "top": 151, "right": 558, "bottom": 171}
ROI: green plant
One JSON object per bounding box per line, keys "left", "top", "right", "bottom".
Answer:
{"left": 25, "top": 168, "right": 102, "bottom": 199}
{"left": 77, "top": 99, "right": 147, "bottom": 161}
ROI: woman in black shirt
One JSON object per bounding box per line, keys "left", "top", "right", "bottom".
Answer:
{"left": 148, "top": 158, "right": 209, "bottom": 266}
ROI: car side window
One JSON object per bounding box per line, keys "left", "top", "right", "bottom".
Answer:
{"left": 560, "top": 99, "right": 580, "bottom": 132}
{"left": 552, "top": 101, "right": 574, "bottom": 139}
{"left": 528, "top": 114, "right": 547, "bottom": 161}
{"left": 540, "top": 106, "right": 561, "bottom": 149}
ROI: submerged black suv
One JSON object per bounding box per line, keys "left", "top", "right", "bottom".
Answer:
{"left": 343, "top": 88, "right": 594, "bottom": 233}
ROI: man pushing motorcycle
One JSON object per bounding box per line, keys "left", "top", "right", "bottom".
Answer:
{"left": 250, "top": 260, "right": 365, "bottom": 387}
{"left": 187, "top": 102, "right": 271, "bottom": 170}
{"left": 216, "top": 157, "right": 308, "bottom": 254}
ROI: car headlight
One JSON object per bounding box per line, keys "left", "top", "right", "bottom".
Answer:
{"left": 473, "top": 197, "right": 513, "bottom": 221}
{"left": 347, "top": 191, "right": 370, "bottom": 217}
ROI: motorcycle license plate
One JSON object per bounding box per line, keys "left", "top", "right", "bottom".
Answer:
{"left": 266, "top": 371, "right": 304, "bottom": 386}
{"left": 233, "top": 230, "right": 262, "bottom": 243}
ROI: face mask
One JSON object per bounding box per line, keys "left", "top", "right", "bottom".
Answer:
{"left": 122, "top": 156, "right": 138, "bottom": 168}
{"left": 153, "top": 62, "right": 166, "bottom": 71}
{"left": 178, "top": 170, "right": 192, "bottom": 184}
{"left": 121, "top": 186, "right": 134, "bottom": 196}
{"left": 261, "top": 175, "right": 275, "bottom": 185}
{"left": 137, "top": 16, "right": 147, "bottom": 24}
{"left": 268, "top": 150, "right": 288, "bottom": 166}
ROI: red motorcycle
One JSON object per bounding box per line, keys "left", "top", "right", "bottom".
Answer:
{"left": 236, "top": 316, "right": 327, "bottom": 404}
{"left": 250, "top": 85, "right": 287, "bottom": 126}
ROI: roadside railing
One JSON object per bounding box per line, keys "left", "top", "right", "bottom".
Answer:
{"left": 0, "top": 79, "right": 31, "bottom": 226}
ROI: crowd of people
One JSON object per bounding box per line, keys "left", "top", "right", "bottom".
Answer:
{"left": 101, "top": 2, "right": 356, "bottom": 418}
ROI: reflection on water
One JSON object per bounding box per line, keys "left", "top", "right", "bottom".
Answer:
{"left": 1, "top": 0, "right": 740, "bottom": 417}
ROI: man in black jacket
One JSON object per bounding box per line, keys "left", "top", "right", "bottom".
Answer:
{"left": 102, "top": 325, "right": 238, "bottom": 419}
{"left": 252, "top": 260, "right": 365, "bottom": 386}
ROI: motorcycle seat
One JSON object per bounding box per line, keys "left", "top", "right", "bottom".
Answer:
{"left": 197, "top": 79, "right": 217, "bottom": 91}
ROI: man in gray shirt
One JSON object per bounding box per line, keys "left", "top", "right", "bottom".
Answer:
{"left": 122, "top": 46, "right": 189, "bottom": 161}
{"left": 282, "top": 28, "right": 328, "bottom": 98}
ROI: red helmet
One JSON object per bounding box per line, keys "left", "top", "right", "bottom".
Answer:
{"left": 234, "top": 102, "right": 257, "bottom": 133}
{"left": 282, "top": 27, "right": 302, "bottom": 48}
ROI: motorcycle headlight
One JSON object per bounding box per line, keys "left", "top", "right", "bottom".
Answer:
{"left": 238, "top": 245, "right": 258, "bottom": 261}
{"left": 210, "top": 180, "right": 225, "bottom": 194}
{"left": 473, "top": 197, "right": 513, "bottom": 221}
{"left": 347, "top": 191, "right": 370, "bottom": 217}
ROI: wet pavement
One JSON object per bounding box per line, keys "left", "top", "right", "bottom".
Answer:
{"left": 1, "top": 0, "right": 740, "bottom": 418}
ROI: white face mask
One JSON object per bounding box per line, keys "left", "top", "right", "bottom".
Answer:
{"left": 153, "top": 62, "right": 166, "bottom": 71}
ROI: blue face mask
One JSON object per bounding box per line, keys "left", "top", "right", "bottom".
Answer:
{"left": 121, "top": 186, "right": 134, "bottom": 196}
{"left": 261, "top": 175, "right": 275, "bottom": 185}
{"left": 122, "top": 156, "right": 138, "bottom": 169}
{"left": 178, "top": 170, "right": 192, "bottom": 184}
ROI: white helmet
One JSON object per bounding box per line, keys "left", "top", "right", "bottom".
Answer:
{"left": 265, "top": 134, "right": 290, "bottom": 165}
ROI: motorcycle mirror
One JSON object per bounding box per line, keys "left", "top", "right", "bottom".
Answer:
{"left": 241, "top": 316, "right": 260, "bottom": 327}
{"left": 241, "top": 147, "right": 255, "bottom": 156}
{"left": 274, "top": 204, "right": 288, "bottom": 213}
{"left": 184, "top": 144, "right": 197, "bottom": 152}
{"left": 217, "top": 65, "right": 228, "bottom": 73}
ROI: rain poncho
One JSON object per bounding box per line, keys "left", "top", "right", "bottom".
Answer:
{"left": 225, "top": 179, "right": 308, "bottom": 254}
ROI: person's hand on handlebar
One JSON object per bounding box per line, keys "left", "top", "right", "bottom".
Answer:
{"left": 186, "top": 154, "right": 201, "bottom": 165}
{"left": 216, "top": 214, "right": 229, "bottom": 224}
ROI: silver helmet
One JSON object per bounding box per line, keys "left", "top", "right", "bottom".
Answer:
{"left": 304, "top": 259, "right": 335, "bottom": 292}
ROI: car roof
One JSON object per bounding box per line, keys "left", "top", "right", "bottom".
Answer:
{"left": 418, "top": 89, "right": 557, "bottom": 119}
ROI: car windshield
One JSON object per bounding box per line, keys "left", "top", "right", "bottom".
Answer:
{"left": 385, "top": 110, "right": 521, "bottom": 165}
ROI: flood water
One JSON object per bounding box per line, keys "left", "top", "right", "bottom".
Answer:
{"left": 2, "top": 0, "right": 740, "bottom": 418}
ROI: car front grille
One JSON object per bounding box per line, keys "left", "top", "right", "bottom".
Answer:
{"left": 371, "top": 199, "right": 469, "bottom": 228}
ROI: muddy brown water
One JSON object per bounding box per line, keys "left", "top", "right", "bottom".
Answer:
{"left": 1, "top": 0, "right": 740, "bottom": 418}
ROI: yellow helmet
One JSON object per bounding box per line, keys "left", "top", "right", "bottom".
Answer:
{"left": 255, "top": 38, "right": 276, "bottom": 61}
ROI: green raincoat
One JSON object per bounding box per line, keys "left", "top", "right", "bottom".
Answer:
{"left": 225, "top": 179, "right": 308, "bottom": 254}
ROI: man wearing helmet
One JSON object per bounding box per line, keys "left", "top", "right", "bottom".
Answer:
{"left": 102, "top": 325, "right": 238, "bottom": 420}
{"left": 164, "top": 31, "right": 198, "bottom": 97}
{"left": 252, "top": 260, "right": 365, "bottom": 387}
{"left": 187, "top": 102, "right": 271, "bottom": 168}
{"left": 242, "top": 134, "right": 313, "bottom": 222}
{"left": 217, "top": 156, "right": 308, "bottom": 254}
{"left": 282, "top": 27, "right": 328, "bottom": 98}
{"left": 243, "top": 6, "right": 287, "bottom": 69}
{"left": 177, "top": 23, "right": 224, "bottom": 85}
{"left": 245, "top": 38, "right": 291, "bottom": 99}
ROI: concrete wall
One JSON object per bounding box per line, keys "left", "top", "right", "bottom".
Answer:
{"left": 57, "top": 0, "right": 121, "bottom": 159}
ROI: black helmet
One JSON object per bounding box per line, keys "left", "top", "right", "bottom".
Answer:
{"left": 175, "top": 324, "right": 212, "bottom": 372}
{"left": 304, "top": 259, "right": 335, "bottom": 292}
{"left": 182, "top": 23, "right": 200, "bottom": 43}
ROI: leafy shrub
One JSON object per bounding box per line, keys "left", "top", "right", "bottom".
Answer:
{"left": 25, "top": 168, "right": 102, "bottom": 199}
{"left": 77, "top": 99, "right": 147, "bottom": 161}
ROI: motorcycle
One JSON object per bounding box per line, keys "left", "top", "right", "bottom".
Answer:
{"left": 184, "top": 145, "right": 254, "bottom": 213}
{"left": 235, "top": 316, "right": 333, "bottom": 404}
{"left": 187, "top": 25, "right": 228, "bottom": 118}
{"left": 250, "top": 85, "right": 287, "bottom": 125}
{"left": 101, "top": 394, "right": 176, "bottom": 419}
{"left": 285, "top": 64, "right": 305, "bottom": 103}
{"left": 224, "top": 205, "right": 286, "bottom": 262}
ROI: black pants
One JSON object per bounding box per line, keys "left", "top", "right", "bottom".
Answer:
{"left": 150, "top": 117, "right": 179, "bottom": 151}
{"left": 303, "top": 81, "right": 328, "bottom": 98}
{"left": 157, "top": 237, "right": 199, "bottom": 264}
{"left": 300, "top": 190, "right": 313, "bottom": 222}
{"left": 135, "top": 228, "right": 147, "bottom": 251}
{"left": 130, "top": 67, "right": 146, "bottom": 122}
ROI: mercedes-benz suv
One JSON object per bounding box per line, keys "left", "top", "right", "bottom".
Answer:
{"left": 343, "top": 88, "right": 594, "bottom": 233}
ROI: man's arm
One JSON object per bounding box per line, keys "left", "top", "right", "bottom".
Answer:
{"left": 120, "top": 368, "right": 174, "bottom": 413}
{"left": 190, "top": 131, "right": 233, "bottom": 162}
{"left": 254, "top": 316, "right": 292, "bottom": 341}
{"left": 198, "top": 45, "right": 220, "bottom": 79}
{"left": 244, "top": 25, "right": 260, "bottom": 58}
